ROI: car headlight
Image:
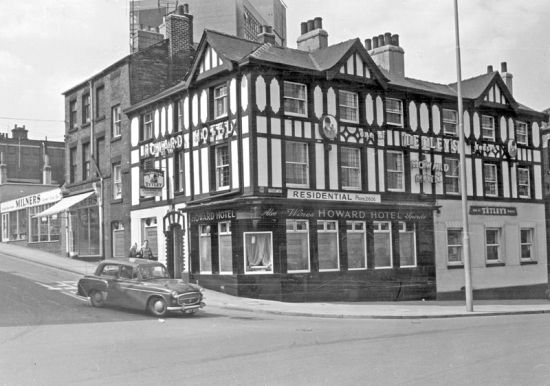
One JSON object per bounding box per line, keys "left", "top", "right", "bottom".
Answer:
{"left": 171, "top": 290, "right": 178, "bottom": 298}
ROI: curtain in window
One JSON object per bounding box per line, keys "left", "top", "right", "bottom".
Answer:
{"left": 245, "top": 233, "right": 272, "bottom": 269}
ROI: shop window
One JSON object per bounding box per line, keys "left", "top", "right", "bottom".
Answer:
{"left": 5, "top": 209, "right": 28, "bottom": 241}
{"left": 386, "top": 151, "right": 404, "bottom": 191}
{"left": 199, "top": 224, "right": 212, "bottom": 273}
{"left": 82, "top": 143, "right": 90, "bottom": 180}
{"left": 341, "top": 147, "right": 361, "bottom": 190}
{"left": 112, "top": 221, "right": 125, "bottom": 258}
{"left": 218, "top": 222, "right": 233, "bottom": 274}
{"left": 285, "top": 141, "right": 309, "bottom": 187}
{"left": 69, "top": 100, "right": 78, "bottom": 129}
{"left": 141, "top": 218, "right": 158, "bottom": 260}
{"left": 112, "top": 105, "right": 121, "bottom": 137}
{"left": 82, "top": 93, "right": 90, "bottom": 124}
{"left": 71, "top": 202, "right": 100, "bottom": 256}
{"left": 447, "top": 228, "right": 463, "bottom": 265}
{"left": 398, "top": 222, "right": 416, "bottom": 267}
{"left": 483, "top": 163, "right": 498, "bottom": 197}
{"left": 481, "top": 115, "right": 495, "bottom": 141}
{"left": 385, "top": 98, "right": 403, "bottom": 127}
{"left": 283, "top": 81, "right": 307, "bottom": 117}
{"left": 520, "top": 228, "right": 534, "bottom": 261}
{"left": 346, "top": 221, "right": 366, "bottom": 270}
{"left": 317, "top": 220, "right": 339, "bottom": 271}
{"left": 485, "top": 228, "right": 501, "bottom": 263}
{"left": 517, "top": 166, "right": 531, "bottom": 198}
{"left": 339, "top": 90, "right": 359, "bottom": 123}
{"left": 373, "top": 221, "right": 392, "bottom": 268}
{"left": 112, "top": 163, "right": 122, "bottom": 199}
{"left": 29, "top": 205, "right": 59, "bottom": 242}
{"left": 244, "top": 232, "right": 273, "bottom": 273}
{"left": 444, "top": 158, "right": 460, "bottom": 194}
{"left": 286, "top": 219, "right": 310, "bottom": 272}
{"left": 516, "top": 122, "right": 528, "bottom": 145}
{"left": 215, "top": 144, "right": 230, "bottom": 190}
{"left": 143, "top": 112, "right": 153, "bottom": 141}
{"left": 214, "top": 84, "right": 228, "bottom": 118}
{"left": 442, "top": 109, "right": 457, "bottom": 135}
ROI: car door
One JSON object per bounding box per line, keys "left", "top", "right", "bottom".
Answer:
{"left": 115, "top": 265, "right": 141, "bottom": 310}
{"left": 97, "top": 263, "right": 123, "bottom": 305}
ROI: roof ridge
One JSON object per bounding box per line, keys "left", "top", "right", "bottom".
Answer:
{"left": 250, "top": 42, "right": 274, "bottom": 58}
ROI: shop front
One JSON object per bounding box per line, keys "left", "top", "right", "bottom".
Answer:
{"left": 187, "top": 195, "right": 436, "bottom": 302}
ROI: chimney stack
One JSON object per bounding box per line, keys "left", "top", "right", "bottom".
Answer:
{"left": 500, "top": 61, "right": 513, "bottom": 95}
{"left": 258, "top": 25, "right": 276, "bottom": 45}
{"left": 487, "top": 65, "right": 493, "bottom": 73}
{"left": 297, "top": 17, "right": 328, "bottom": 52}
{"left": 12, "top": 125, "right": 28, "bottom": 140}
{"left": 43, "top": 154, "right": 51, "bottom": 185}
{"left": 164, "top": 3, "right": 194, "bottom": 59}
{"left": 367, "top": 32, "right": 405, "bottom": 77}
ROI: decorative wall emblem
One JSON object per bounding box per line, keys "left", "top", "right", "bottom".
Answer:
{"left": 506, "top": 139, "right": 518, "bottom": 159}
{"left": 320, "top": 115, "right": 338, "bottom": 140}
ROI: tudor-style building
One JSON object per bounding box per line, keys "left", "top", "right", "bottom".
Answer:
{"left": 126, "top": 20, "right": 548, "bottom": 301}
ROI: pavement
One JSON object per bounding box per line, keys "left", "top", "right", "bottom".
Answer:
{"left": 3, "top": 242, "right": 550, "bottom": 319}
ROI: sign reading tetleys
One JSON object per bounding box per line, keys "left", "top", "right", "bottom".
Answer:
{"left": 469, "top": 206, "right": 517, "bottom": 216}
{"left": 141, "top": 170, "right": 165, "bottom": 197}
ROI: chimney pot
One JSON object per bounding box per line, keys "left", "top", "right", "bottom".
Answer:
{"left": 487, "top": 65, "right": 493, "bottom": 73}
{"left": 365, "top": 38, "right": 372, "bottom": 51}
{"left": 301, "top": 22, "right": 308, "bottom": 34}
{"left": 307, "top": 19, "right": 315, "bottom": 32}
{"left": 391, "top": 34, "right": 399, "bottom": 46}
{"left": 177, "top": 5, "right": 185, "bottom": 15}
{"left": 384, "top": 32, "right": 392, "bottom": 45}
{"left": 183, "top": 3, "right": 189, "bottom": 14}
{"left": 373, "top": 36, "right": 379, "bottom": 49}
{"left": 313, "top": 17, "right": 322, "bottom": 30}
{"left": 501, "top": 61, "right": 507, "bottom": 73}
{"left": 378, "top": 34, "right": 385, "bottom": 46}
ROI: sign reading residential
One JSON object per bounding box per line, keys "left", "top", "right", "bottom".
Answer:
{"left": 288, "top": 189, "right": 381, "bottom": 203}
{"left": 469, "top": 206, "right": 517, "bottom": 216}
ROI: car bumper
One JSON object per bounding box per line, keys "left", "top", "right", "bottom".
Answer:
{"left": 167, "top": 301, "right": 206, "bottom": 312}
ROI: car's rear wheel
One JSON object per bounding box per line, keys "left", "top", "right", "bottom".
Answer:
{"left": 147, "top": 297, "right": 167, "bottom": 317}
{"left": 89, "top": 290, "right": 105, "bottom": 307}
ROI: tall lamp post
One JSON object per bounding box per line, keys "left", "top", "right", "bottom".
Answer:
{"left": 454, "top": 0, "right": 474, "bottom": 311}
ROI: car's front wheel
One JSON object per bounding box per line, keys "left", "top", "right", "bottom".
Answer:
{"left": 89, "top": 290, "right": 105, "bottom": 307}
{"left": 147, "top": 297, "right": 167, "bottom": 317}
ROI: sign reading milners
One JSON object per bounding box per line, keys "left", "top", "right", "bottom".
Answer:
{"left": 287, "top": 189, "right": 381, "bottom": 203}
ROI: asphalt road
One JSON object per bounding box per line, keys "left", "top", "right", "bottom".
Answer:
{"left": 2, "top": 254, "right": 550, "bottom": 385}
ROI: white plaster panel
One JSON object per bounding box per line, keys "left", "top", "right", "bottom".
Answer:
{"left": 131, "top": 166, "right": 140, "bottom": 206}
{"left": 271, "top": 139, "right": 282, "bottom": 188}
{"left": 316, "top": 143, "right": 325, "bottom": 189}
{"left": 365, "top": 94, "right": 374, "bottom": 125}
{"left": 257, "top": 137, "right": 268, "bottom": 187}
{"left": 327, "top": 87, "right": 336, "bottom": 116}
{"left": 154, "top": 109, "right": 160, "bottom": 139}
{"left": 535, "top": 164, "right": 543, "bottom": 199}
{"left": 200, "top": 147, "right": 209, "bottom": 193}
{"left": 432, "top": 105, "right": 441, "bottom": 135}
{"left": 410, "top": 152, "right": 420, "bottom": 194}
{"left": 473, "top": 112, "right": 480, "bottom": 139}
{"left": 204, "top": 48, "right": 211, "bottom": 72}
{"left": 241, "top": 75, "right": 249, "bottom": 112}
{"left": 241, "top": 116, "right": 249, "bottom": 135}
{"left": 167, "top": 157, "right": 174, "bottom": 199}
{"left": 285, "top": 120, "right": 292, "bottom": 136}
{"left": 193, "top": 150, "right": 200, "bottom": 195}
{"left": 340, "top": 65, "right": 345, "bottom": 74}
{"left": 161, "top": 159, "right": 168, "bottom": 201}
{"left": 184, "top": 152, "right": 191, "bottom": 196}
{"left": 161, "top": 106, "right": 167, "bottom": 137}
{"left": 167, "top": 104, "right": 174, "bottom": 134}
{"left": 356, "top": 55, "right": 364, "bottom": 77}
{"left": 131, "top": 117, "right": 139, "bottom": 147}
{"left": 211, "top": 48, "right": 218, "bottom": 69}
{"left": 192, "top": 94, "right": 198, "bottom": 127}
{"left": 495, "top": 85, "right": 501, "bottom": 104}
{"left": 500, "top": 116, "right": 507, "bottom": 142}
{"left": 528, "top": 150, "right": 532, "bottom": 162}
{"left": 466, "top": 158, "right": 473, "bottom": 196}
{"left": 463, "top": 110, "right": 470, "bottom": 138}
{"left": 314, "top": 86, "right": 323, "bottom": 119}
{"left": 475, "top": 158, "right": 483, "bottom": 197}
{"left": 270, "top": 78, "right": 280, "bottom": 114}
{"left": 393, "top": 130, "right": 400, "bottom": 146}
{"left": 367, "top": 148, "right": 376, "bottom": 192}
{"left": 231, "top": 140, "right": 240, "bottom": 189}
{"left": 420, "top": 103, "right": 429, "bottom": 133}
{"left": 510, "top": 164, "right": 517, "bottom": 198}
{"left": 508, "top": 118, "right": 514, "bottom": 140}
{"left": 257, "top": 116, "right": 267, "bottom": 134}
{"left": 304, "top": 122, "right": 312, "bottom": 139}
{"left": 434, "top": 154, "right": 443, "bottom": 195}
{"left": 295, "top": 120, "right": 303, "bottom": 138}
{"left": 131, "top": 149, "right": 139, "bottom": 165}
{"left": 502, "top": 160, "right": 510, "bottom": 198}
{"left": 183, "top": 96, "right": 189, "bottom": 130}
{"left": 377, "top": 149, "right": 385, "bottom": 192}
{"left": 533, "top": 122, "right": 540, "bottom": 147}
{"left": 230, "top": 78, "right": 237, "bottom": 115}
{"left": 534, "top": 150, "right": 541, "bottom": 163}
{"left": 200, "top": 90, "right": 208, "bottom": 124}
{"left": 347, "top": 55, "right": 354, "bottom": 74}
{"left": 329, "top": 145, "right": 338, "bottom": 190}
{"left": 315, "top": 123, "right": 321, "bottom": 140}
{"left": 271, "top": 118, "right": 281, "bottom": 135}
{"left": 409, "top": 101, "right": 418, "bottom": 132}
{"left": 242, "top": 138, "right": 250, "bottom": 187}
{"left": 255, "top": 75, "right": 266, "bottom": 112}
{"left": 376, "top": 96, "right": 384, "bottom": 126}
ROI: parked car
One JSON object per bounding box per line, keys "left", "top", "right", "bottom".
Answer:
{"left": 77, "top": 259, "right": 205, "bottom": 317}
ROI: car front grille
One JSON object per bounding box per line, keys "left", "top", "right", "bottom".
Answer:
{"left": 177, "top": 293, "right": 200, "bottom": 305}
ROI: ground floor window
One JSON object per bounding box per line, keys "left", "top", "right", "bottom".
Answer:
{"left": 244, "top": 232, "right": 273, "bottom": 273}
{"left": 286, "top": 219, "right": 310, "bottom": 272}
{"left": 218, "top": 222, "right": 232, "bottom": 273}
{"left": 112, "top": 221, "right": 125, "bottom": 258}
{"left": 399, "top": 222, "right": 416, "bottom": 267}
{"left": 3, "top": 209, "right": 28, "bottom": 241}
{"left": 447, "top": 228, "right": 463, "bottom": 265}
{"left": 317, "top": 220, "right": 339, "bottom": 271}
{"left": 30, "top": 205, "right": 60, "bottom": 242}
{"left": 520, "top": 228, "right": 534, "bottom": 261}
{"left": 71, "top": 205, "right": 99, "bottom": 255}
{"left": 199, "top": 224, "right": 212, "bottom": 273}
{"left": 1, "top": 213, "right": 8, "bottom": 241}
{"left": 373, "top": 221, "right": 392, "bottom": 268}
{"left": 346, "top": 221, "right": 366, "bottom": 270}
{"left": 485, "top": 227, "right": 501, "bottom": 263}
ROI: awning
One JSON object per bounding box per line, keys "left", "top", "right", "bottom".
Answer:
{"left": 33, "top": 191, "right": 95, "bottom": 218}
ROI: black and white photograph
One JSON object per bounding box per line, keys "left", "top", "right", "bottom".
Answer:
{"left": 2, "top": 0, "right": 550, "bottom": 384}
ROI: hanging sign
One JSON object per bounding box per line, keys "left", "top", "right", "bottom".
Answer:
{"left": 141, "top": 169, "right": 164, "bottom": 197}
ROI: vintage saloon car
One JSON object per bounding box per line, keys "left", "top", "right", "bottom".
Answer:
{"left": 77, "top": 259, "right": 205, "bottom": 317}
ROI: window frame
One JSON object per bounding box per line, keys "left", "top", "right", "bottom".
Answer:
{"left": 385, "top": 98, "right": 403, "bottom": 127}
{"left": 386, "top": 150, "right": 405, "bottom": 192}
{"left": 340, "top": 146, "right": 362, "bottom": 191}
{"left": 285, "top": 141, "right": 309, "bottom": 188}
{"left": 283, "top": 81, "right": 308, "bottom": 117}
{"left": 143, "top": 112, "right": 153, "bottom": 141}
{"left": 483, "top": 162, "right": 498, "bottom": 197}
{"left": 112, "top": 163, "right": 122, "bottom": 200}
{"left": 286, "top": 219, "right": 310, "bottom": 273}
{"left": 95, "top": 86, "right": 104, "bottom": 119}
{"left": 111, "top": 105, "right": 121, "bottom": 138}
{"left": 69, "top": 100, "right": 78, "bottom": 130}
{"left": 175, "top": 150, "right": 185, "bottom": 193}
{"left": 82, "top": 93, "right": 90, "bottom": 124}
{"left": 317, "top": 220, "right": 340, "bottom": 272}
{"left": 199, "top": 224, "right": 212, "bottom": 274}
{"left": 243, "top": 231, "right": 274, "bottom": 274}
{"left": 516, "top": 121, "right": 528, "bottom": 145}
{"left": 345, "top": 221, "right": 367, "bottom": 270}
{"left": 442, "top": 108, "right": 458, "bottom": 136}
{"left": 82, "top": 143, "right": 90, "bottom": 181}
{"left": 481, "top": 115, "right": 495, "bottom": 141}
{"left": 520, "top": 228, "right": 535, "bottom": 261}
{"left": 215, "top": 144, "right": 230, "bottom": 191}
{"left": 373, "top": 221, "right": 393, "bottom": 269}
{"left": 218, "top": 221, "right": 233, "bottom": 274}
{"left": 69, "top": 147, "right": 77, "bottom": 183}
{"left": 444, "top": 157, "right": 460, "bottom": 195}
{"left": 338, "top": 90, "right": 359, "bottom": 123}
{"left": 447, "top": 228, "right": 463, "bottom": 266}
{"left": 213, "top": 84, "right": 228, "bottom": 119}
{"left": 517, "top": 166, "right": 531, "bottom": 198}
{"left": 398, "top": 221, "right": 417, "bottom": 268}
{"left": 485, "top": 227, "right": 502, "bottom": 263}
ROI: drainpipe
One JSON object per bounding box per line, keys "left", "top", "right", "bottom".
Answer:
{"left": 89, "top": 80, "right": 104, "bottom": 259}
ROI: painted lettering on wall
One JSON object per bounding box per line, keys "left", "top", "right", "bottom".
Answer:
{"left": 401, "top": 133, "right": 459, "bottom": 153}
{"left": 142, "top": 134, "right": 183, "bottom": 158}
{"left": 192, "top": 120, "right": 236, "bottom": 146}
{"left": 288, "top": 189, "right": 381, "bottom": 203}
{"left": 191, "top": 209, "right": 237, "bottom": 223}
{"left": 411, "top": 156, "right": 449, "bottom": 184}
{"left": 469, "top": 206, "right": 517, "bottom": 216}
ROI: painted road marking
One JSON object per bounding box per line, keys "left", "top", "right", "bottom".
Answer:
{"left": 35, "top": 280, "right": 88, "bottom": 302}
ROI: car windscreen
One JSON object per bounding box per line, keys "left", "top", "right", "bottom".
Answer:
{"left": 139, "top": 264, "right": 169, "bottom": 280}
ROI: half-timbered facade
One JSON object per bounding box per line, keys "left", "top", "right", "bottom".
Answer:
{"left": 126, "top": 21, "right": 548, "bottom": 301}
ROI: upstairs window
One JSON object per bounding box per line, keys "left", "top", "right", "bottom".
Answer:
{"left": 385, "top": 98, "right": 403, "bottom": 126}
{"left": 444, "top": 157, "right": 460, "bottom": 194}
{"left": 481, "top": 115, "right": 495, "bottom": 141}
{"left": 69, "top": 147, "right": 77, "bottom": 183}
{"left": 516, "top": 122, "right": 528, "bottom": 145}
{"left": 69, "top": 100, "right": 78, "bottom": 129}
{"left": 483, "top": 163, "right": 498, "bottom": 197}
{"left": 112, "top": 163, "right": 122, "bottom": 199}
{"left": 95, "top": 86, "right": 105, "bottom": 118}
{"left": 341, "top": 147, "right": 361, "bottom": 190}
{"left": 283, "top": 81, "right": 307, "bottom": 117}
{"left": 143, "top": 113, "right": 153, "bottom": 140}
{"left": 82, "top": 94, "right": 90, "bottom": 124}
{"left": 386, "top": 151, "right": 404, "bottom": 191}
{"left": 285, "top": 141, "right": 309, "bottom": 187}
{"left": 82, "top": 143, "right": 90, "bottom": 180}
{"left": 442, "top": 109, "right": 457, "bottom": 135}
{"left": 111, "top": 105, "right": 121, "bottom": 137}
{"left": 517, "top": 166, "right": 530, "bottom": 198}
{"left": 177, "top": 99, "right": 184, "bottom": 131}
{"left": 214, "top": 84, "right": 228, "bottom": 118}
{"left": 215, "top": 144, "right": 230, "bottom": 190}
{"left": 339, "top": 90, "right": 359, "bottom": 123}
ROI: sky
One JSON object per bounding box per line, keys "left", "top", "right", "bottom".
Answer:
{"left": 1, "top": 0, "right": 549, "bottom": 142}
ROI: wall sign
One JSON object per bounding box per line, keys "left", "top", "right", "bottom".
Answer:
{"left": 142, "top": 134, "right": 183, "bottom": 158}
{"left": 411, "top": 157, "right": 449, "bottom": 184}
{"left": 320, "top": 115, "right": 338, "bottom": 140}
{"left": 192, "top": 120, "right": 236, "bottom": 146}
{"left": 190, "top": 209, "right": 236, "bottom": 223}
{"left": 288, "top": 189, "right": 381, "bottom": 203}
{"left": 1, "top": 189, "right": 62, "bottom": 213}
{"left": 141, "top": 169, "right": 164, "bottom": 197}
{"left": 401, "top": 132, "right": 459, "bottom": 153}
{"left": 469, "top": 206, "right": 517, "bottom": 216}
{"left": 252, "top": 207, "right": 428, "bottom": 221}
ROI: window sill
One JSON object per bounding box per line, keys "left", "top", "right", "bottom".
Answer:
{"left": 447, "top": 264, "right": 464, "bottom": 269}
{"left": 111, "top": 198, "right": 122, "bottom": 204}
{"left": 284, "top": 112, "right": 308, "bottom": 119}
{"left": 68, "top": 126, "right": 79, "bottom": 133}
{"left": 111, "top": 135, "right": 122, "bottom": 143}
{"left": 82, "top": 122, "right": 91, "bottom": 129}
{"left": 520, "top": 260, "right": 537, "bottom": 265}
{"left": 29, "top": 240, "right": 59, "bottom": 244}
{"left": 486, "top": 262, "right": 505, "bottom": 267}
{"left": 95, "top": 115, "right": 106, "bottom": 123}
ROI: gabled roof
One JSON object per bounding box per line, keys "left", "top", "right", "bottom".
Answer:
{"left": 449, "top": 71, "right": 518, "bottom": 110}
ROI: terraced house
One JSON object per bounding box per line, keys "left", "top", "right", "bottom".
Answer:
{"left": 126, "top": 18, "right": 548, "bottom": 301}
